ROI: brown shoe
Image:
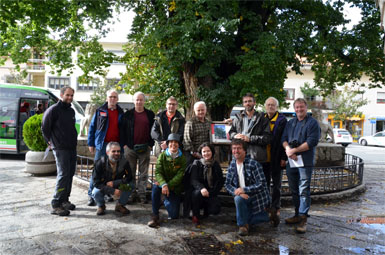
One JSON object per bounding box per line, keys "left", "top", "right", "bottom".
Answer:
{"left": 295, "top": 215, "right": 307, "bottom": 233}
{"left": 285, "top": 215, "right": 302, "bottom": 224}
{"left": 268, "top": 208, "right": 280, "bottom": 227}
{"left": 115, "top": 203, "right": 130, "bottom": 215}
{"left": 148, "top": 215, "right": 160, "bottom": 228}
{"left": 238, "top": 224, "right": 249, "bottom": 236}
{"left": 96, "top": 205, "right": 106, "bottom": 216}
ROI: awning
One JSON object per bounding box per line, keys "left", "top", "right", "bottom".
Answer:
{"left": 368, "top": 115, "right": 385, "bottom": 121}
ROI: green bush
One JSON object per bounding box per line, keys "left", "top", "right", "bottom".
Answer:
{"left": 22, "top": 114, "right": 47, "bottom": 151}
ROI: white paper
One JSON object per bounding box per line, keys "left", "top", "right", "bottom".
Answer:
{"left": 288, "top": 155, "right": 304, "bottom": 168}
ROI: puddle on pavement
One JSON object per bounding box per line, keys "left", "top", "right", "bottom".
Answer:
{"left": 183, "top": 234, "right": 295, "bottom": 254}
{"left": 362, "top": 223, "right": 385, "bottom": 235}
{"left": 344, "top": 245, "right": 385, "bottom": 254}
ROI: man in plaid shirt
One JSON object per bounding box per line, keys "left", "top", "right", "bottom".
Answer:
{"left": 225, "top": 139, "right": 271, "bottom": 236}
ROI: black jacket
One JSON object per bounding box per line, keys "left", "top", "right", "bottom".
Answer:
{"left": 266, "top": 112, "right": 287, "bottom": 172}
{"left": 41, "top": 100, "right": 77, "bottom": 150}
{"left": 93, "top": 156, "right": 133, "bottom": 195}
{"left": 121, "top": 108, "right": 155, "bottom": 149}
{"left": 151, "top": 110, "right": 185, "bottom": 142}
{"left": 190, "top": 160, "right": 224, "bottom": 197}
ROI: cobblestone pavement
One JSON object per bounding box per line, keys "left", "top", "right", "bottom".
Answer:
{"left": 0, "top": 156, "right": 384, "bottom": 255}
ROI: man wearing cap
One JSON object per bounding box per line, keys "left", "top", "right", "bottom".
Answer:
{"left": 148, "top": 133, "right": 186, "bottom": 228}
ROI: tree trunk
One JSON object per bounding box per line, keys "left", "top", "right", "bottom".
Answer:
{"left": 183, "top": 63, "right": 199, "bottom": 121}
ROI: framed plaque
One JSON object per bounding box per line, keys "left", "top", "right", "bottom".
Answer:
{"left": 210, "top": 121, "right": 232, "bottom": 144}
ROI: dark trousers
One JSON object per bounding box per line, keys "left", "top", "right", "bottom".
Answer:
{"left": 261, "top": 162, "right": 271, "bottom": 191}
{"left": 191, "top": 190, "right": 221, "bottom": 217}
{"left": 52, "top": 149, "right": 77, "bottom": 208}
{"left": 271, "top": 165, "right": 283, "bottom": 209}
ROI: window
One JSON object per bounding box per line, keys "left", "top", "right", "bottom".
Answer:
{"left": 377, "top": 92, "right": 385, "bottom": 104}
{"left": 107, "top": 50, "right": 125, "bottom": 64}
{"left": 284, "top": 88, "right": 295, "bottom": 100}
{"left": 77, "top": 78, "right": 100, "bottom": 91}
{"left": 106, "top": 78, "right": 127, "bottom": 89}
{"left": 48, "top": 77, "right": 70, "bottom": 90}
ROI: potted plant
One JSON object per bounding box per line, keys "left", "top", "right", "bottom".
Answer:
{"left": 23, "top": 114, "right": 56, "bottom": 175}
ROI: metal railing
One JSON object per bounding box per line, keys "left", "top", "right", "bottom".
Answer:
{"left": 75, "top": 153, "right": 364, "bottom": 196}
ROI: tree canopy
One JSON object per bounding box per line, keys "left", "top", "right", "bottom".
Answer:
{"left": 0, "top": 0, "right": 384, "bottom": 120}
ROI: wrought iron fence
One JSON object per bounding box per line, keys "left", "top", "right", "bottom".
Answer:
{"left": 75, "top": 153, "right": 363, "bottom": 196}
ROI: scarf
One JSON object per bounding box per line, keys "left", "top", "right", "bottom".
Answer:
{"left": 200, "top": 158, "right": 214, "bottom": 189}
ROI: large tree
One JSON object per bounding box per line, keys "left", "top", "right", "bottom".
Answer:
{"left": 123, "top": 0, "right": 384, "bottom": 119}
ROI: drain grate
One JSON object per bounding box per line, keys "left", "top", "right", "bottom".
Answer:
{"left": 183, "top": 234, "right": 224, "bottom": 254}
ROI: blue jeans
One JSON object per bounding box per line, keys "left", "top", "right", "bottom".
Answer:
{"left": 234, "top": 195, "right": 269, "bottom": 226}
{"left": 286, "top": 166, "right": 313, "bottom": 216}
{"left": 52, "top": 149, "right": 77, "bottom": 208}
{"left": 151, "top": 185, "right": 180, "bottom": 219}
{"left": 88, "top": 143, "right": 108, "bottom": 197}
{"left": 92, "top": 187, "right": 132, "bottom": 207}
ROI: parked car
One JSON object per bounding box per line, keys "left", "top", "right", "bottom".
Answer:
{"left": 358, "top": 131, "right": 385, "bottom": 146}
{"left": 333, "top": 129, "right": 353, "bottom": 147}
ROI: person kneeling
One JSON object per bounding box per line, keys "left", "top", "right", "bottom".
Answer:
{"left": 148, "top": 134, "right": 186, "bottom": 228}
{"left": 225, "top": 139, "right": 271, "bottom": 236}
{"left": 92, "top": 142, "right": 133, "bottom": 216}
{"left": 190, "top": 143, "right": 224, "bottom": 226}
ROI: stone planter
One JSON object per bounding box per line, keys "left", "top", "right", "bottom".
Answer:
{"left": 25, "top": 150, "right": 57, "bottom": 175}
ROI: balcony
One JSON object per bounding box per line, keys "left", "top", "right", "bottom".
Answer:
{"left": 26, "top": 59, "right": 45, "bottom": 72}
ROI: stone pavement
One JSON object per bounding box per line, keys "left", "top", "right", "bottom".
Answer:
{"left": 0, "top": 156, "right": 384, "bottom": 255}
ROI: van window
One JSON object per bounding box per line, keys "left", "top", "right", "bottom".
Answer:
{"left": 0, "top": 98, "right": 18, "bottom": 139}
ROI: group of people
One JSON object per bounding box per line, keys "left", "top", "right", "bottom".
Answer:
{"left": 41, "top": 86, "right": 320, "bottom": 237}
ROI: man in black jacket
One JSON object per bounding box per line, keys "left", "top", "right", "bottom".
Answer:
{"left": 122, "top": 92, "right": 155, "bottom": 204}
{"left": 42, "top": 86, "right": 77, "bottom": 216}
{"left": 92, "top": 142, "right": 133, "bottom": 216}
{"left": 264, "top": 97, "right": 287, "bottom": 227}
{"left": 151, "top": 96, "right": 185, "bottom": 157}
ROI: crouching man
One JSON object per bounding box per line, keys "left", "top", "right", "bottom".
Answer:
{"left": 225, "top": 139, "right": 271, "bottom": 236}
{"left": 148, "top": 133, "right": 186, "bottom": 228}
{"left": 92, "top": 142, "right": 133, "bottom": 216}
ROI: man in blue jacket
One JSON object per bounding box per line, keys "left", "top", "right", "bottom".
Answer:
{"left": 42, "top": 86, "right": 77, "bottom": 216}
{"left": 87, "top": 89, "right": 124, "bottom": 206}
{"left": 282, "top": 98, "right": 320, "bottom": 233}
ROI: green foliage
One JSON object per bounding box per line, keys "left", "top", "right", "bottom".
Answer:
{"left": 90, "top": 78, "right": 125, "bottom": 107}
{"left": 330, "top": 86, "right": 369, "bottom": 127}
{"left": 22, "top": 114, "right": 47, "bottom": 151}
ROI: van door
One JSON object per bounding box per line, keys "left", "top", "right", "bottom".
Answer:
{"left": 0, "top": 98, "right": 18, "bottom": 153}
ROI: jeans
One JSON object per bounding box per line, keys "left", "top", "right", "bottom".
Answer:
{"left": 88, "top": 142, "right": 107, "bottom": 197}
{"left": 151, "top": 185, "right": 180, "bottom": 219}
{"left": 286, "top": 165, "right": 313, "bottom": 216}
{"left": 92, "top": 187, "right": 131, "bottom": 207}
{"left": 124, "top": 147, "right": 151, "bottom": 200}
{"left": 234, "top": 195, "right": 269, "bottom": 226}
{"left": 52, "top": 149, "right": 77, "bottom": 208}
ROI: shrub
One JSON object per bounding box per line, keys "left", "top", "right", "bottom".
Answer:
{"left": 22, "top": 114, "right": 47, "bottom": 151}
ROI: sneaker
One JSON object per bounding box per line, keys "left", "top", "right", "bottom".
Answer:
{"left": 62, "top": 201, "right": 76, "bottom": 211}
{"left": 268, "top": 208, "right": 280, "bottom": 227}
{"left": 115, "top": 203, "right": 130, "bottom": 215}
{"left": 51, "top": 207, "right": 70, "bottom": 216}
{"left": 238, "top": 224, "right": 249, "bottom": 236}
{"left": 285, "top": 215, "right": 302, "bottom": 224}
{"left": 97, "top": 205, "right": 106, "bottom": 216}
{"left": 192, "top": 216, "right": 200, "bottom": 226}
{"left": 295, "top": 215, "right": 307, "bottom": 233}
{"left": 87, "top": 197, "right": 96, "bottom": 206}
{"left": 148, "top": 215, "right": 160, "bottom": 228}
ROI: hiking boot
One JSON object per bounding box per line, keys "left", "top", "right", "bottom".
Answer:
{"left": 115, "top": 203, "right": 130, "bottom": 215}
{"left": 192, "top": 216, "right": 200, "bottom": 226}
{"left": 295, "top": 215, "right": 307, "bottom": 233}
{"left": 238, "top": 224, "right": 249, "bottom": 236}
{"left": 51, "top": 207, "right": 70, "bottom": 216}
{"left": 97, "top": 205, "right": 106, "bottom": 216}
{"left": 285, "top": 215, "right": 302, "bottom": 224}
{"left": 62, "top": 201, "right": 76, "bottom": 211}
{"left": 87, "top": 197, "right": 96, "bottom": 206}
{"left": 148, "top": 215, "right": 160, "bottom": 228}
{"left": 268, "top": 208, "right": 280, "bottom": 227}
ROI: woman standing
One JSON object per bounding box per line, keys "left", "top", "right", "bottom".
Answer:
{"left": 190, "top": 143, "right": 224, "bottom": 225}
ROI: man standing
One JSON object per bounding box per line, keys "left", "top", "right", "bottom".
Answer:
{"left": 282, "top": 98, "right": 320, "bottom": 233}
{"left": 42, "top": 86, "right": 77, "bottom": 216}
{"left": 183, "top": 101, "right": 211, "bottom": 165}
{"left": 87, "top": 89, "right": 124, "bottom": 206}
{"left": 225, "top": 139, "right": 270, "bottom": 236}
{"left": 122, "top": 92, "right": 155, "bottom": 204}
{"left": 229, "top": 93, "right": 272, "bottom": 185}
{"left": 264, "top": 97, "right": 287, "bottom": 226}
{"left": 92, "top": 142, "right": 133, "bottom": 216}
{"left": 148, "top": 134, "right": 186, "bottom": 228}
{"left": 151, "top": 96, "right": 185, "bottom": 157}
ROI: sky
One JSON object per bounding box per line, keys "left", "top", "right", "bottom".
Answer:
{"left": 97, "top": 4, "right": 363, "bottom": 43}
